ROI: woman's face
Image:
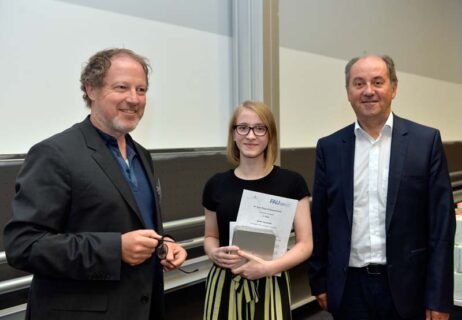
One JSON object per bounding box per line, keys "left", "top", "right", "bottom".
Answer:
{"left": 233, "top": 108, "right": 269, "bottom": 162}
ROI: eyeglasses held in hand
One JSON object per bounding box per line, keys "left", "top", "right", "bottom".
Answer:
{"left": 233, "top": 124, "right": 268, "bottom": 136}
{"left": 156, "top": 237, "right": 198, "bottom": 274}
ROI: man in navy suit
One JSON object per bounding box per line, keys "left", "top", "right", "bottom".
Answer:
{"left": 4, "top": 48, "right": 187, "bottom": 320}
{"left": 308, "top": 55, "right": 455, "bottom": 320}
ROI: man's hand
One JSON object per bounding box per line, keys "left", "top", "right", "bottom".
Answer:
{"left": 121, "top": 229, "right": 160, "bottom": 266}
{"left": 316, "top": 293, "right": 328, "bottom": 310}
{"left": 426, "top": 309, "right": 449, "bottom": 320}
{"left": 160, "top": 240, "right": 187, "bottom": 272}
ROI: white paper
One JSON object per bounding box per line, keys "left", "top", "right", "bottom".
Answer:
{"left": 234, "top": 189, "right": 298, "bottom": 260}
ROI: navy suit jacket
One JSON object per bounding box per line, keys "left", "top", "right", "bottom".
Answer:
{"left": 308, "top": 114, "right": 455, "bottom": 317}
{"left": 4, "top": 117, "right": 166, "bottom": 320}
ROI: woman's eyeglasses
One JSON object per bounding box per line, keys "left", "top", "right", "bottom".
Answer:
{"left": 156, "top": 237, "right": 198, "bottom": 274}
{"left": 233, "top": 124, "right": 268, "bottom": 136}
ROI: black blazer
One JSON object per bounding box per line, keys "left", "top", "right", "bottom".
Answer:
{"left": 308, "top": 114, "right": 455, "bottom": 318}
{"left": 4, "top": 117, "right": 166, "bottom": 320}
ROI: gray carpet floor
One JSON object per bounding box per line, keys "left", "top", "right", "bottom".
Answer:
{"left": 292, "top": 302, "right": 333, "bottom": 320}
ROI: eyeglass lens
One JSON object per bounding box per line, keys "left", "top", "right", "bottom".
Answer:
{"left": 155, "top": 238, "right": 198, "bottom": 274}
{"left": 156, "top": 241, "right": 167, "bottom": 260}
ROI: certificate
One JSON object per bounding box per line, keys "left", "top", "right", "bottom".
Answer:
{"left": 233, "top": 189, "right": 298, "bottom": 260}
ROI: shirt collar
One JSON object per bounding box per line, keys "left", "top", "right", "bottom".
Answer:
{"left": 91, "top": 123, "right": 135, "bottom": 150}
{"left": 354, "top": 112, "right": 394, "bottom": 137}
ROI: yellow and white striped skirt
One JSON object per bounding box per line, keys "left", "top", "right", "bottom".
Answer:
{"left": 203, "top": 265, "right": 292, "bottom": 320}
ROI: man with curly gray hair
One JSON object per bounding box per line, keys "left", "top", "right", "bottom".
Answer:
{"left": 4, "top": 48, "right": 187, "bottom": 320}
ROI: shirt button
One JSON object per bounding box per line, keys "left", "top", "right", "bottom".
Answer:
{"left": 140, "top": 295, "right": 150, "bottom": 304}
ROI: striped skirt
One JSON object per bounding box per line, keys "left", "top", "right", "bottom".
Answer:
{"left": 203, "top": 265, "right": 292, "bottom": 320}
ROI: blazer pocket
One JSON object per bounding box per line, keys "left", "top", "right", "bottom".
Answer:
{"left": 50, "top": 293, "right": 108, "bottom": 312}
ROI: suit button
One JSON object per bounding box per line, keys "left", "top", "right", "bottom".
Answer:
{"left": 140, "top": 295, "right": 149, "bottom": 304}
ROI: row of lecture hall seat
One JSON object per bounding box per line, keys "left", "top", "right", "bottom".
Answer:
{"left": 452, "top": 170, "right": 462, "bottom": 204}
{"left": 0, "top": 144, "right": 461, "bottom": 319}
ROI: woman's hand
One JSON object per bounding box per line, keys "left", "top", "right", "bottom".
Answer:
{"left": 231, "top": 250, "right": 272, "bottom": 280}
{"left": 209, "top": 245, "right": 244, "bottom": 269}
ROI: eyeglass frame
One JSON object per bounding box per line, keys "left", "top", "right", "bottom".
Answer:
{"left": 233, "top": 124, "right": 268, "bottom": 137}
{"left": 155, "top": 236, "right": 198, "bottom": 274}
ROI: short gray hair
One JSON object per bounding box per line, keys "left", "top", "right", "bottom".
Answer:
{"left": 344, "top": 55, "right": 398, "bottom": 88}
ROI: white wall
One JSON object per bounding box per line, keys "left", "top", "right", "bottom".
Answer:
{"left": 2, "top": 0, "right": 461, "bottom": 153}
{"left": 280, "top": 50, "right": 351, "bottom": 147}
{"left": 279, "top": 0, "right": 462, "bottom": 84}
{"left": 0, "top": 0, "right": 232, "bottom": 154}
{"left": 280, "top": 48, "right": 462, "bottom": 148}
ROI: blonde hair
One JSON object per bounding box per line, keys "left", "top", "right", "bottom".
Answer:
{"left": 226, "top": 101, "right": 278, "bottom": 171}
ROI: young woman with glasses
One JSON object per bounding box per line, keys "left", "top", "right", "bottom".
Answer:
{"left": 202, "top": 101, "right": 313, "bottom": 319}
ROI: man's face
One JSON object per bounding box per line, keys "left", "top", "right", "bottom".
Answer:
{"left": 347, "top": 56, "right": 397, "bottom": 125}
{"left": 87, "top": 54, "right": 147, "bottom": 138}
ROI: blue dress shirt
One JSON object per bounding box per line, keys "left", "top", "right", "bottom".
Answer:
{"left": 95, "top": 127, "right": 156, "bottom": 230}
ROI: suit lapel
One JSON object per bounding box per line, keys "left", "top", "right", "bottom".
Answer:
{"left": 386, "top": 115, "right": 409, "bottom": 230}
{"left": 78, "top": 118, "right": 144, "bottom": 225}
{"left": 341, "top": 125, "right": 356, "bottom": 228}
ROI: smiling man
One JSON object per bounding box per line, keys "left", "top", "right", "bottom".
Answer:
{"left": 308, "top": 55, "right": 455, "bottom": 320}
{"left": 3, "top": 48, "right": 187, "bottom": 320}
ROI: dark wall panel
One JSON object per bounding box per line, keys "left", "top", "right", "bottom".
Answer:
{"left": 281, "top": 148, "right": 316, "bottom": 192}
{"left": 2, "top": 143, "right": 461, "bottom": 251}
{"left": 444, "top": 142, "right": 462, "bottom": 173}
